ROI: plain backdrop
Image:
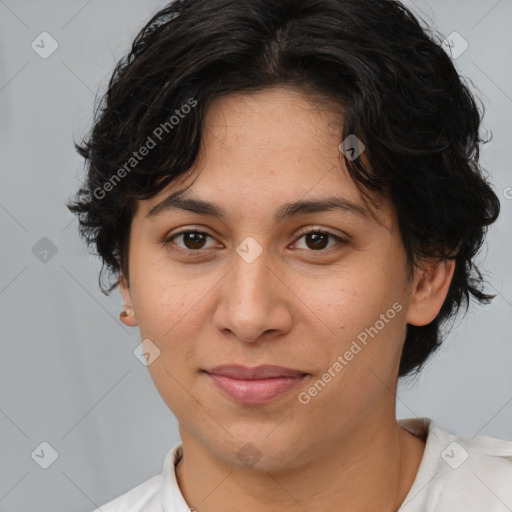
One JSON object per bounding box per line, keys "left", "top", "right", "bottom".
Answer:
{"left": 0, "top": 1, "right": 511, "bottom": 511}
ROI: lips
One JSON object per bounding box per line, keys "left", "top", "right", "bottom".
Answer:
{"left": 205, "top": 364, "right": 307, "bottom": 379}
{"left": 203, "top": 365, "right": 308, "bottom": 405}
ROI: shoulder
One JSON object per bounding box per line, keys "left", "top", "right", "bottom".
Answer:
{"left": 434, "top": 423, "right": 512, "bottom": 504}
{"left": 399, "top": 417, "right": 512, "bottom": 511}
{"left": 89, "top": 442, "right": 185, "bottom": 512}
{"left": 89, "top": 473, "right": 162, "bottom": 512}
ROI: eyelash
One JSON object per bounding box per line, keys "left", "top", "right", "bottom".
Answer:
{"left": 162, "top": 228, "right": 348, "bottom": 256}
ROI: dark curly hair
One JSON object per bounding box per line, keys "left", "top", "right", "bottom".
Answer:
{"left": 67, "top": 0, "right": 500, "bottom": 378}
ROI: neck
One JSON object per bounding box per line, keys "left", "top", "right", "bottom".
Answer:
{"left": 175, "top": 414, "right": 425, "bottom": 512}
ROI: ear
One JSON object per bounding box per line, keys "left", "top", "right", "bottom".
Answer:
{"left": 406, "top": 259, "right": 456, "bottom": 326}
{"left": 119, "top": 273, "right": 138, "bottom": 327}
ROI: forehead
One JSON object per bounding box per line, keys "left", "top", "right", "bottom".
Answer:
{"left": 136, "top": 87, "right": 392, "bottom": 225}
{"left": 201, "top": 87, "right": 345, "bottom": 160}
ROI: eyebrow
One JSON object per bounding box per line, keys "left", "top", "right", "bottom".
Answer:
{"left": 145, "top": 187, "right": 368, "bottom": 221}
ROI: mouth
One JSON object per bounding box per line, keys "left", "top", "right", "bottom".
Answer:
{"left": 202, "top": 365, "right": 309, "bottom": 405}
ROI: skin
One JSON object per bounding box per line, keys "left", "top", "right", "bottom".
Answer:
{"left": 119, "top": 86, "right": 455, "bottom": 512}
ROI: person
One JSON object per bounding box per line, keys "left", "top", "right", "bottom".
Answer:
{"left": 67, "top": 0, "right": 511, "bottom": 510}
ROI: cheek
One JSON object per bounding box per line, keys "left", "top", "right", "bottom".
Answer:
{"left": 145, "top": 352, "right": 201, "bottom": 426}
{"left": 301, "top": 269, "right": 407, "bottom": 381}
{"left": 295, "top": 271, "right": 388, "bottom": 339}
{"left": 130, "top": 261, "right": 208, "bottom": 338}
{"left": 138, "top": 290, "right": 201, "bottom": 414}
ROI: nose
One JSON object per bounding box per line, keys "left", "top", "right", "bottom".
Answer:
{"left": 213, "top": 246, "right": 293, "bottom": 344}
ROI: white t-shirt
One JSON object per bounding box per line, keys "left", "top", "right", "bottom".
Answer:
{"left": 91, "top": 417, "right": 512, "bottom": 511}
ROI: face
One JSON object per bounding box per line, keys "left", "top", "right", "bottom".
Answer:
{"left": 119, "top": 86, "right": 448, "bottom": 470}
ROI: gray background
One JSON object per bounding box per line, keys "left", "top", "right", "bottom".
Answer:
{"left": 0, "top": 1, "right": 511, "bottom": 511}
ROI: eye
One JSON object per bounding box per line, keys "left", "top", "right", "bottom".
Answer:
{"left": 163, "top": 228, "right": 347, "bottom": 255}
{"left": 164, "top": 230, "right": 217, "bottom": 252}
{"left": 293, "top": 229, "right": 347, "bottom": 252}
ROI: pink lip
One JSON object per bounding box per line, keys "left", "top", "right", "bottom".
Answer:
{"left": 204, "top": 365, "right": 308, "bottom": 405}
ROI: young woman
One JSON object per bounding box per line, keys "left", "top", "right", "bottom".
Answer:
{"left": 68, "top": 0, "right": 511, "bottom": 510}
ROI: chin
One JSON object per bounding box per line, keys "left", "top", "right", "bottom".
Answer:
{"left": 213, "top": 432, "right": 307, "bottom": 472}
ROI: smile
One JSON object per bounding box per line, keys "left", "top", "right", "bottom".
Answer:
{"left": 203, "top": 369, "right": 308, "bottom": 405}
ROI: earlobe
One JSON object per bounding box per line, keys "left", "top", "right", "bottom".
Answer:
{"left": 119, "top": 274, "right": 138, "bottom": 327}
{"left": 406, "top": 259, "right": 456, "bottom": 326}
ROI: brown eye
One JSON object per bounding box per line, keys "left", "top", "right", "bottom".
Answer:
{"left": 294, "top": 230, "right": 346, "bottom": 252}
{"left": 163, "top": 228, "right": 347, "bottom": 256}
{"left": 304, "top": 232, "right": 329, "bottom": 250}
{"left": 180, "top": 232, "right": 208, "bottom": 250}
{"left": 164, "top": 230, "right": 214, "bottom": 251}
